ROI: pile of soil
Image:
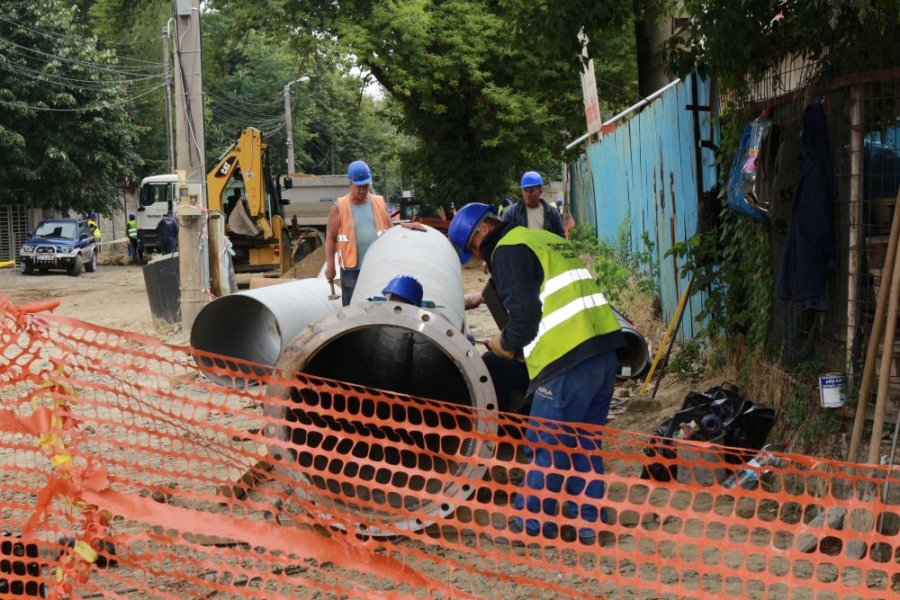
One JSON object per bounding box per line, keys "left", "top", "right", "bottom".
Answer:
{"left": 280, "top": 246, "right": 326, "bottom": 280}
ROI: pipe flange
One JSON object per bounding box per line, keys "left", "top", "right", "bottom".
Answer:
{"left": 267, "top": 300, "right": 497, "bottom": 537}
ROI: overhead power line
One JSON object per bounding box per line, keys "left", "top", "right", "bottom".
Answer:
{"left": 0, "top": 35, "right": 162, "bottom": 78}
{"left": 0, "top": 82, "right": 166, "bottom": 112}
{"left": 0, "top": 60, "right": 162, "bottom": 89}
{"left": 0, "top": 14, "right": 162, "bottom": 70}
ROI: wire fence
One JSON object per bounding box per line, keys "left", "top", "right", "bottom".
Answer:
{"left": 747, "top": 39, "right": 900, "bottom": 421}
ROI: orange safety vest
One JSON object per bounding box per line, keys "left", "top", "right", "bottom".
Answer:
{"left": 336, "top": 193, "right": 391, "bottom": 269}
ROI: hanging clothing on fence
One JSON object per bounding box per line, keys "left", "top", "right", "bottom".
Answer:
{"left": 775, "top": 103, "right": 836, "bottom": 311}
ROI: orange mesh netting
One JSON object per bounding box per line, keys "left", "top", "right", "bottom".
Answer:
{"left": 1, "top": 295, "right": 900, "bottom": 598}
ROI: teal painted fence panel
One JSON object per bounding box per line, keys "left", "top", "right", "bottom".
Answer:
{"left": 569, "top": 75, "right": 717, "bottom": 341}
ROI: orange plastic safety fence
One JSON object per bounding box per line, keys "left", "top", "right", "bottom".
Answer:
{"left": 2, "top": 295, "right": 900, "bottom": 599}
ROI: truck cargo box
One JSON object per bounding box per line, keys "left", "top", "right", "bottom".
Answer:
{"left": 281, "top": 175, "right": 348, "bottom": 228}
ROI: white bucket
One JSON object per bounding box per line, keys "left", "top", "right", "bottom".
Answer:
{"left": 819, "top": 373, "right": 846, "bottom": 408}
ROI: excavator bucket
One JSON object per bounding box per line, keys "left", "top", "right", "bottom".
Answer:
{"left": 227, "top": 199, "right": 260, "bottom": 237}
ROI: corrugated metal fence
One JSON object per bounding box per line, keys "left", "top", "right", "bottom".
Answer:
{"left": 0, "top": 203, "right": 29, "bottom": 265}
{"left": 568, "top": 75, "right": 717, "bottom": 341}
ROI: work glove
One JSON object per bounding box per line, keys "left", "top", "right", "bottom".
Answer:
{"left": 487, "top": 333, "right": 516, "bottom": 360}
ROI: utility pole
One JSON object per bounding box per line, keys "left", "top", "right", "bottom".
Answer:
{"left": 283, "top": 76, "right": 310, "bottom": 175}
{"left": 162, "top": 22, "right": 175, "bottom": 172}
{"left": 172, "top": 0, "right": 209, "bottom": 330}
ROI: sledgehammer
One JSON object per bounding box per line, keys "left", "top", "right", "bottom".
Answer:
{"left": 328, "top": 281, "right": 340, "bottom": 301}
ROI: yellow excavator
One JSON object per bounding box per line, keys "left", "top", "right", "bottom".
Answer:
{"left": 206, "top": 127, "right": 292, "bottom": 277}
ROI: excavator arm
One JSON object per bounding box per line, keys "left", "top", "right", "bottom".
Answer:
{"left": 205, "top": 126, "right": 291, "bottom": 276}
{"left": 207, "top": 127, "right": 271, "bottom": 237}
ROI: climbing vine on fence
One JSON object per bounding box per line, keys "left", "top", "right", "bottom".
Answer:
{"left": 668, "top": 119, "right": 772, "bottom": 352}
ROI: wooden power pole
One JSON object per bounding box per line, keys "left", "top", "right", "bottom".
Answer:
{"left": 172, "top": 0, "right": 209, "bottom": 330}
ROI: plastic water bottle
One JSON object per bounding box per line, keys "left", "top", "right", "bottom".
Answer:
{"left": 671, "top": 414, "right": 723, "bottom": 441}
{"left": 671, "top": 420, "right": 701, "bottom": 441}
{"left": 741, "top": 111, "right": 773, "bottom": 207}
{"left": 721, "top": 442, "right": 785, "bottom": 490}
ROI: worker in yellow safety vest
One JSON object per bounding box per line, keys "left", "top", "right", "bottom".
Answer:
{"left": 449, "top": 202, "right": 625, "bottom": 546}
{"left": 324, "top": 160, "right": 392, "bottom": 306}
{"left": 87, "top": 212, "right": 101, "bottom": 253}
{"left": 127, "top": 213, "right": 142, "bottom": 262}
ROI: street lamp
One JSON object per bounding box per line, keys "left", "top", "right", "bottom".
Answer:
{"left": 283, "top": 75, "right": 310, "bottom": 175}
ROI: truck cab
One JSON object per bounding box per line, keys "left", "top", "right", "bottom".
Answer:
{"left": 136, "top": 174, "right": 178, "bottom": 253}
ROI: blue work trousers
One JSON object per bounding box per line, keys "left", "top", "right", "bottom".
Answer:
{"left": 339, "top": 268, "right": 360, "bottom": 307}
{"left": 512, "top": 350, "right": 617, "bottom": 538}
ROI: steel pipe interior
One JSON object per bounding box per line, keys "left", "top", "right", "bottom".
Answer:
{"left": 190, "top": 279, "right": 341, "bottom": 386}
{"left": 268, "top": 302, "right": 497, "bottom": 536}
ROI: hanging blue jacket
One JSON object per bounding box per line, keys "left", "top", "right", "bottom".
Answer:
{"left": 775, "top": 103, "right": 836, "bottom": 310}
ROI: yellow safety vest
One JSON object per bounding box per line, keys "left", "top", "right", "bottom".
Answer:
{"left": 88, "top": 219, "right": 101, "bottom": 242}
{"left": 494, "top": 227, "right": 621, "bottom": 379}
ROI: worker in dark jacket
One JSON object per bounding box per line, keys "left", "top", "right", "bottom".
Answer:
{"left": 449, "top": 203, "right": 625, "bottom": 546}
{"left": 156, "top": 212, "right": 179, "bottom": 255}
{"left": 501, "top": 171, "right": 565, "bottom": 237}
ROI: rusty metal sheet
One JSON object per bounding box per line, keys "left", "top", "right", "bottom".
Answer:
{"left": 568, "top": 75, "right": 717, "bottom": 341}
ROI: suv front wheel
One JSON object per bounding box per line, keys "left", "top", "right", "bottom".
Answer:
{"left": 84, "top": 250, "right": 97, "bottom": 273}
{"left": 67, "top": 255, "right": 83, "bottom": 277}
{"left": 20, "top": 260, "right": 33, "bottom": 275}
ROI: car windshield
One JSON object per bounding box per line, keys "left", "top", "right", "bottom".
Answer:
{"left": 34, "top": 222, "right": 76, "bottom": 240}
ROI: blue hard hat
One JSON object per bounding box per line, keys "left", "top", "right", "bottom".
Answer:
{"left": 129, "top": 212, "right": 136, "bottom": 219}
{"left": 500, "top": 197, "right": 511, "bottom": 207}
{"left": 555, "top": 198, "right": 562, "bottom": 206}
{"left": 90, "top": 211, "right": 98, "bottom": 219}
{"left": 347, "top": 160, "right": 372, "bottom": 185}
{"left": 448, "top": 203, "right": 496, "bottom": 264}
{"left": 382, "top": 275, "right": 424, "bottom": 306}
{"left": 520, "top": 171, "right": 543, "bottom": 188}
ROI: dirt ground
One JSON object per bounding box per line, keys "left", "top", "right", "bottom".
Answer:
{"left": 0, "top": 244, "right": 696, "bottom": 438}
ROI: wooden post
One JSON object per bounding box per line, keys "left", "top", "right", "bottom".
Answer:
{"left": 867, "top": 223, "right": 900, "bottom": 464}
{"left": 848, "top": 185, "right": 900, "bottom": 462}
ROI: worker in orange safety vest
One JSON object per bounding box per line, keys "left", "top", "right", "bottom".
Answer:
{"left": 324, "top": 160, "right": 392, "bottom": 306}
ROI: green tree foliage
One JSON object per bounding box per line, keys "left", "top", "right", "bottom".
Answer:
{"left": 663, "top": 1, "right": 900, "bottom": 355}
{"left": 87, "top": 0, "right": 174, "bottom": 178}
{"left": 227, "top": 0, "right": 639, "bottom": 207}
{"left": 200, "top": 10, "right": 400, "bottom": 190}
{"left": 664, "top": 1, "right": 900, "bottom": 96}
{"left": 85, "top": 0, "right": 403, "bottom": 195}
{"left": 0, "top": 0, "right": 144, "bottom": 216}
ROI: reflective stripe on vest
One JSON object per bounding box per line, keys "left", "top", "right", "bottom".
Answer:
{"left": 539, "top": 268, "right": 594, "bottom": 302}
{"left": 494, "top": 227, "right": 621, "bottom": 379}
{"left": 523, "top": 291, "right": 610, "bottom": 358}
{"left": 127, "top": 219, "right": 137, "bottom": 239}
{"left": 335, "top": 193, "right": 391, "bottom": 269}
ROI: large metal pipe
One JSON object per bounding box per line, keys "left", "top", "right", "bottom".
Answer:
{"left": 350, "top": 224, "right": 466, "bottom": 329}
{"left": 191, "top": 279, "right": 341, "bottom": 386}
{"left": 267, "top": 301, "right": 497, "bottom": 537}
{"left": 266, "top": 226, "right": 496, "bottom": 536}
{"left": 613, "top": 308, "right": 652, "bottom": 379}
